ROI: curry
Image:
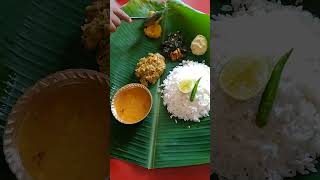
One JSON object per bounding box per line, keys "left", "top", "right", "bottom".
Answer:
{"left": 17, "top": 81, "right": 109, "bottom": 180}
{"left": 114, "top": 85, "right": 152, "bottom": 124}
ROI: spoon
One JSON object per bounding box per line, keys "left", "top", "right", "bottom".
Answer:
{"left": 130, "top": 11, "right": 163, "bottom": 26}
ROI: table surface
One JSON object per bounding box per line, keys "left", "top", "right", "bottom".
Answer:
{"left": 111, "top": 0, "right": 210, "bottom": 180}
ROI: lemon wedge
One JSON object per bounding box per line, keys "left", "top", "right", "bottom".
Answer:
{"left": 219, "top": 56, "right": 271, "bottom": 100}
{"left": 178, "top": 79, "right": 195, "bottom": 93}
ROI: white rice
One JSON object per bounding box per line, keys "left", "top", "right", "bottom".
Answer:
{"left": 212, "top": 0, "right": 320, "bottom": 179}
{"left": 161, "top": 60, "right": 210, "bottom": 122}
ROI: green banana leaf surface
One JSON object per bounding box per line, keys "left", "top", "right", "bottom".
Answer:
{"left": 110, "top": 0, "right": 210, "bottom": 169}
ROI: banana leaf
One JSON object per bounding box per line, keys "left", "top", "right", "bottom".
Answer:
{"left": 110, "top": 0, "right": 210, "bottom": 169}
{"left": 0, "top": 0, "right": 101, "bottom": 178}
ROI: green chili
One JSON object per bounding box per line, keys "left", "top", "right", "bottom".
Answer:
{"left": 256, "top": 48, "right": 294, "bottom": 128}
{"left": 190, "top": 77, "right": 201, "bottom": 102}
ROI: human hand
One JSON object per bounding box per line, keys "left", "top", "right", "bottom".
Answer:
{"left": 110, "top": 1, "right": 132, "bottom": 32}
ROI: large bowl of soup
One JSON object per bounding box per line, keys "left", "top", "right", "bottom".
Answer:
{"left": 3, "top": 69, "right": 109, "bottom": 180}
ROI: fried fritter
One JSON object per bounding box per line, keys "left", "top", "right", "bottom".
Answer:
{"left": 82, "top": 0, "right": 108, "bottom": 50}
{"left": 144, "top": 11, "right": 162, "bottom": 39}
{"left": 82, "top": 0, "right": 108, "bottom": 73}
{"left": 144, "top": 23, "right": 162, "bottom": 39}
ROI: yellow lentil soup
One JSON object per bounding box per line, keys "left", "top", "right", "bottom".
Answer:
{"left": 113, "top": 84, "right": 152, "bottom": 124}
{"left": 16, "top": 80, "right": 109, "bottom": 180}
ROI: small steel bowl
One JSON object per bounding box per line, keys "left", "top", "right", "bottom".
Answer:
{"left": 111, "top": 83, "right": 153, "bottom": 124}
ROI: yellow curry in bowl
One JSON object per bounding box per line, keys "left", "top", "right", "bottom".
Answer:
{"left": 3, "top": 70, "right": 109, "bottom": 180}
{"left": 112, "top": 83, "right": 152, "bottom": 124}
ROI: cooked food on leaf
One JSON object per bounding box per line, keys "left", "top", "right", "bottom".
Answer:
{"left": 161, "top": 31, "right": 187, "bottom": 61}
{"left": 135, "top": 53, "right": 166, "bottom": 86}
{"left": 113, "top": 84, "right": 152, "bottom": 124}
{"left": 82, "top": 0, "right": 108, "bottom": 73}
{"left": 160, "top": 60, "right": 210, "bottom": 122}
{"left": 82, "top": 0, "right": 107, "bottom": 50}
{"left": 190, "top": 35, "right": 208, "bottom": 56}
{"left": 144, "top": 20, "right": 162, "bottom": 39}
{"left": 144, "top": 11, "right": 162, "bottom": 39}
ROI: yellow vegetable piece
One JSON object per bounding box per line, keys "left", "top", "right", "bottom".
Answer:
{"left": 144, "top": 22, "right": 162, "bottom": 39}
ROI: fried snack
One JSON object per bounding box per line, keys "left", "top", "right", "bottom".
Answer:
{"left": 135, "top": 53, "right": 166, "bottom": 86}
{"left": 82, "top": 0, "right": 108, "bottom": 73}
{"left": 144, "top": 11, "right": 162, "bottom": 39}
{"left": 169, "top": 48, "right": 184, "bottom": 61}
{"left": 144, "top": 22, "right": 162, "bottom": 39}
{"left": 82, "top": 0, "right": 108, "bottom": 50}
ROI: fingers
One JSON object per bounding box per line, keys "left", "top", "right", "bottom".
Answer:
{"left": 110, "top": 2, "right": 132, "bottom": 33}
{"left": 111, "top": 11, "right": 122, "bottom": 27}
{"left": 110, "top": 23, "right": 116, "bottom": 32}
{"left": 113, "top": 7, "right": 132, "bottom": 23}
{"left": 110, "top": 11, "right": 121, "bottom": 32}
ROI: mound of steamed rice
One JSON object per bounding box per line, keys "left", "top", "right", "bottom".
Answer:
{"left": 212, "top": 0, "right": 320, "bottom": 179}
{"left": 161, "top": 60, "right": 210, "bottom": 122}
